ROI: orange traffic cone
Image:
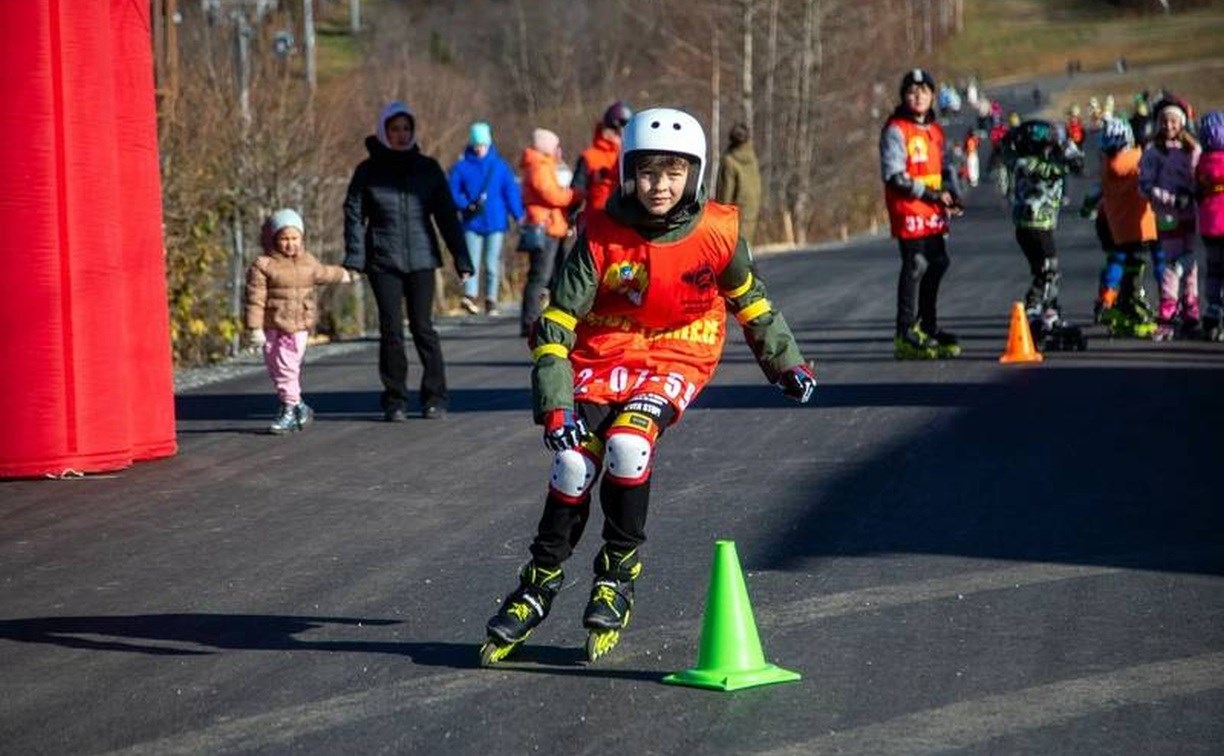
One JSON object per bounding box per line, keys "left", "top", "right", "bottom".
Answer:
{"left": 999, "top": 301, "right": 1043, "bottom": 364}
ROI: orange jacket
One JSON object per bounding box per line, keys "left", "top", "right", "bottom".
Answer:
{"left": 520, "top": 147, "right": 580, "bottom": 238}
{"left": 579, "top": 126, "right": 621, "bottom": 214}
{"left": 570, "top": 203, "right": 740, "bottom": 409}
{"left": 1101, "top": 148, "right": 1157, "bottom": 244}
{"left": 883, "top": 116, "right": 948, "bottom": 240}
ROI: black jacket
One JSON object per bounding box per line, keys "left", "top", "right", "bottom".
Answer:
{"left": 343, "top": 137, "right": 472, "bottom": 275}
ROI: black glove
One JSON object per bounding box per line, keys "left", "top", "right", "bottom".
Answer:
{"left": 543, "top": 409, "right": 589, "bottom": 451}
{"left": 777, "top": 362, "right": 817, "bottom": 404}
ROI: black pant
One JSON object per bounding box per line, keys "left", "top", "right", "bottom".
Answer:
{"left": 1015, "top": 227, "right": 1060, "bottom": 312}
{"left": 528, "top": 398, "right": 677, "bottom": 568}
{"left": 896, "top": 235, "right": 950, "bottom": 335}
{"left": 521, "top": 235, "right": 561, "bottom": 336}
{"left": 367, "top": 268, "right": 447, "bottom": 411}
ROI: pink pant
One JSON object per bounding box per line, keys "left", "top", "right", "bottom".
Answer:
{"left": 263, "top": 329, "right": 309, "bottom": 404}
{"left": 1157, "top": 231, "right": 1200, "bottom": 322}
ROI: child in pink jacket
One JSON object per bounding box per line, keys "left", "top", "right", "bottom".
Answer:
{"left": 1197, "top": 111, "right": 1224, "bottom": 341}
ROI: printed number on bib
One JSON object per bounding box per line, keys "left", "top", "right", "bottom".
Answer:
{"left": 575, "top": 367, "right": 698, "bottom": 409}
{"left": 904, "top": 213, "right": 946, "bottom": 234}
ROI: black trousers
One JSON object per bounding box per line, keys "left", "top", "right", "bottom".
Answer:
{"left": 896, "top": 235, "right": 951, "bottom": 335}
{"left": 367, "top": 268, "right": 447, "bottom": 411}
{"left": 1015, "top": 227, "right": 1060, "bottom": 312}
{"left": 528, "top": 398, "right": 677, "bottom": 569}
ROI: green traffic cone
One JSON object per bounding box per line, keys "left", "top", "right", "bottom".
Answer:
{"left": 662, "top": 540, "right": 800, "bottom": 692}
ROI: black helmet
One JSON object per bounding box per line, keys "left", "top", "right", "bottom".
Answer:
{"left": 602, "top": 101, "right": 633, "bottom": 130}
{"left": 899, "top": 68, "right": 936, "bottom": 98}
{"left": 1014, "top": 119, "right": 1057, "bottom": 156}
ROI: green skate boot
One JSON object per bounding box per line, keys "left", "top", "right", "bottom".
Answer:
{"left": 583, "top": 546, "right": 642, "bottom": 662}
{"left": 894, "top": 325, "right": 939, "bottom": 360}
{"left": 928, "top": 329, "right": 962, "bottom": 358}
{"left": 480, "top": 562, "right": 564, "bottom": 666}
{"left": 1100, "top": 306, "right": 1156, "bottom": 338}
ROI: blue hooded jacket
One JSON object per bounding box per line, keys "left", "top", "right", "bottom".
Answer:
{"left": 448, "top": 144, "right": 525, "bottom": 235}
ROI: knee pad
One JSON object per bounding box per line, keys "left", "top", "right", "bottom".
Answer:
{"left": 549, "top": 445, "right": 601, "bottom": 504}
{"left": 603, "top": 411, "right": 660, "bottom": 486}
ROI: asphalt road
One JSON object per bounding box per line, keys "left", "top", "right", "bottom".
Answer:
{"left": 2, "top": 166, "right": 1222, "bottom": 755}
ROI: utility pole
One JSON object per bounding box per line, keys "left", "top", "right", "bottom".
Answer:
{"left": 303, "top": 0, "right": 317, "bottom": 96}
{"left": 230, "top": 11, "right": 253, "bottom": 355}
{"left": 350, "top": 0, "right": 360, "bottom": 33}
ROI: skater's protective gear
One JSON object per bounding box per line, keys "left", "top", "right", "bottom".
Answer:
{"left": 1200, "top": 111, "right": 1224, "bottom": 152}
{"left": 604, "top": 412, "right": 659, "bottom": 485}
{"left": 549, "top": 442, "right": 603, "bottom": 504}
{"left": 1099, "top": 117, "right": 1134, "bottom": 153}
{"left": 619, "top": 107, "right": 707, "bottom": 203}
{"left": 543, "top": 408, "right": 589, "bottom": 452}
{"left": 899, "top": 68, "right": 936, "bottom": 97}
{"left": 602, "top": 101, "right": 633, "bottom": 130}
{"left": 1013, "top": 119, "right": 1057, "bottom": 157}
{"left": 777, "top": 362, "right": 816, "bottom": 403}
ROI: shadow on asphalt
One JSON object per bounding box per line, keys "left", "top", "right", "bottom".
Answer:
{"left": 753, "top": 364, "right": 1224, "bottom": 576}
{"left": 0, "top": 614, "right": 663, "bottom": 678}
{"left": 177, "top": 382, "right": 1031, "bottom": 423}
{"left": 0, "top": 614, "right": 400, "bottom": 656}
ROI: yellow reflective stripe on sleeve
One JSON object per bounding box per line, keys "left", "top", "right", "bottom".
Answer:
{"left": 722, "top": 273, "right": 754, "bottom": 300}
{"left": 541, "top": 307, "right": 578, "bottom": 332}
{"left": 734, "top": 298, "right": 772, "bottom": 324}
{"left": 532, "top": 343, "right": 569, "bottom": 362}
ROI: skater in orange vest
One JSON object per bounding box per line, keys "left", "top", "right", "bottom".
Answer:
{"left": 481, "top": 107, "right": 815, "bottom": 666}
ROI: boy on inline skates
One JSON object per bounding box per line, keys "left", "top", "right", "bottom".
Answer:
{"left": 879, "top": 69, "right": 964, "bottom": 359}
{"left": 481, "top": 108, "right": 816, "bottom": 665}
{"left": 1007, "top": 119, "right": 1088, "bottom": 350}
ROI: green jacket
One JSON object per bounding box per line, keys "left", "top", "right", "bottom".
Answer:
{"left": 530, "top": 193, "right": 805, "bottom": 422}
{"left": 715, "top": 143, "right": 762, "bottom": 241}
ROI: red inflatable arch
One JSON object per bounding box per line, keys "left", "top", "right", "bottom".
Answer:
{"left": 0, "top": 0, "right": 177, "bottom": 478}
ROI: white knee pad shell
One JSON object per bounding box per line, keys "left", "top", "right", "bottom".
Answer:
{"left": 549, "top": 448, "right": 599, "bottom": 503}
{"left": 603, "top": 430, "right": 653, "bottom": 485}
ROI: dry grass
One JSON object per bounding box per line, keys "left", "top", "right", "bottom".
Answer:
{"left": 942, "top": 0, "right": 1224, "bottom": 82}
{"left": 1044, "top": 58, "right": 1224, "bottom": 121}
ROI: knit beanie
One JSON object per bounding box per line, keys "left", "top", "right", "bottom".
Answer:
{"left": 532, "top": 128, "right": 560, "bottom": 156}
{"left": 469, "top": 121, "right": 493, "bottom": 146}
{"left": 268, "top": 208, "right": 304, "bottom": 237}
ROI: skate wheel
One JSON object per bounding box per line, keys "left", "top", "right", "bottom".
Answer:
{"left": 586, "top": 629, "right": 620, "bottom": 662}
{"left": 479, "top": 638, "right": 516, "bottom": 667}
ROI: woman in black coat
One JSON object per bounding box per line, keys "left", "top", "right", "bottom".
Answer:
{"left": 344, "top": 101, "right": 473, "bottom": 420}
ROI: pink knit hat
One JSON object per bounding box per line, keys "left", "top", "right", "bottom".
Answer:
{"left": 532, "top": 128, "right": 560, "bottom": 156}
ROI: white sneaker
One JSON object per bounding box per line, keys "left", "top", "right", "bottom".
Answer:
{"left": 460, "top": 296, "right": 480, "bottom": 315}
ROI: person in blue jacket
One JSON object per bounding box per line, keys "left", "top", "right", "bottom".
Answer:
{"left": 450, "top": 121, "right": 525, "bottom": 316}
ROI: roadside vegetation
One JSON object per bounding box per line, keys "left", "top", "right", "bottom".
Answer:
{"left": 159, "top": 0, "right": 1223, "bottom": 366}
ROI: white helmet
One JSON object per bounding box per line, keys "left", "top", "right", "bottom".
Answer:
{"left": 619, "top": 107, "right": 707, "bottom": 202}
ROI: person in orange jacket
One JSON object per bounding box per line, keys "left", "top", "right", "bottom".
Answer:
{"left": 519, "top": 128, "right": 585, "bottom": 337}
{"left": 572, "top": 101, "right": 632, "bottom": 224}
{"left": 1095, "top": 117, "right": 1158, "bottom": 337}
